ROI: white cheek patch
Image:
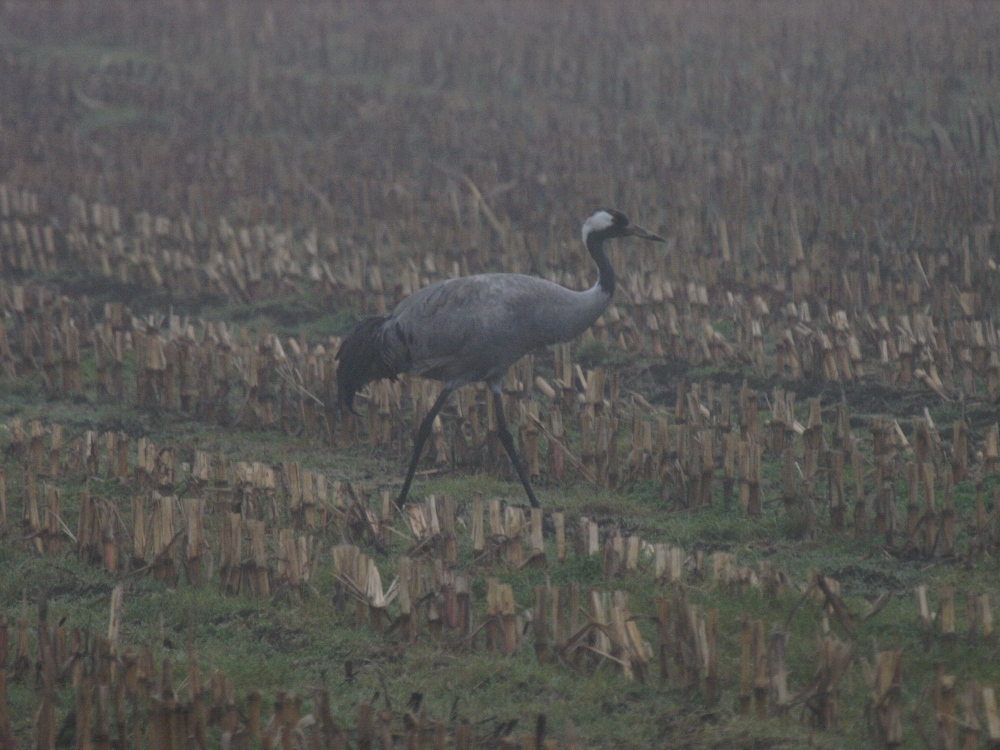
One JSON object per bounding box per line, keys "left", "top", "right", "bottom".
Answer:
{"left": 582, "top": 210, "right": 615, "bottom": 243}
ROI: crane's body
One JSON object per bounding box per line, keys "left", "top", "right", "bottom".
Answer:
{"left": 337, "top": 209, "right": 664, "bottom": 508}
{"left": 364, "top": 273, "right": 611, "bottom": 385}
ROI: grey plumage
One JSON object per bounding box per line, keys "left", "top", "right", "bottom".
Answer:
{"left": 337, "top": 208, "right": 665, "bottom": 508}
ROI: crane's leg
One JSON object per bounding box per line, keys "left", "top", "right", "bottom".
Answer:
{"left": 396, "top": 386, "right": 453, "bottom": 509}
{"left": 490, "top": 385, "right": 540, "bottom": 508}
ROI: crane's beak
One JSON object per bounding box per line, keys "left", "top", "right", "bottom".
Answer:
{"left": 626, "top": 224, "right": 666, "bottom": 242}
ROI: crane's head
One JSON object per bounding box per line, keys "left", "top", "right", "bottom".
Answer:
{"left": 582, "top": 209, "right": 665, "bottom": 245}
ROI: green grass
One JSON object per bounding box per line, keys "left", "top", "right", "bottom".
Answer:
{"left": 0, "top": 36, "right": 156, "bottom": 70}
{"left": 75, "top": 104, "right": 144, "bottom": 135}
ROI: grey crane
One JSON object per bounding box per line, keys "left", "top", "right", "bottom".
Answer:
{"left": 336, "top": 208, "right": 665, "bottom": 508}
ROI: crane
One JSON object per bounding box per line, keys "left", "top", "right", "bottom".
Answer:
{"left": 336, "top": 208, "right": 665, "bottom": 508}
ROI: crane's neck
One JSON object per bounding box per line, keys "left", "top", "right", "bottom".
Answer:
{"left": 586, "top": 231, "right": 615, "bottom": 296}
{"left": 527, "top": 230, "right": 617, "bottom": 347}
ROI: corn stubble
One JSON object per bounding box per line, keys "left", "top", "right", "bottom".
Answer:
{"left": 0, "top": 0, "right": 999, "bottom": 747}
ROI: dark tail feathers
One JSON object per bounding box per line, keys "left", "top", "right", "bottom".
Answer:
{"left": 336, "top": 316, "right": 396, "bottom": 412}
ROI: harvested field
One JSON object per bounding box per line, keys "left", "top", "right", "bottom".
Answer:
{"left": 0, "top": 1, "right": 999, "bottom": 747}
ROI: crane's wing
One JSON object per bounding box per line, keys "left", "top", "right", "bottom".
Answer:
{"left": 336, "top": 314, "right": 397, "bottom": 411}
{"left": 337, "top": 272, "right": 605, "bottom": 407}
{"left": 387, "top": 274, "right": 579, "bottom": 385}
